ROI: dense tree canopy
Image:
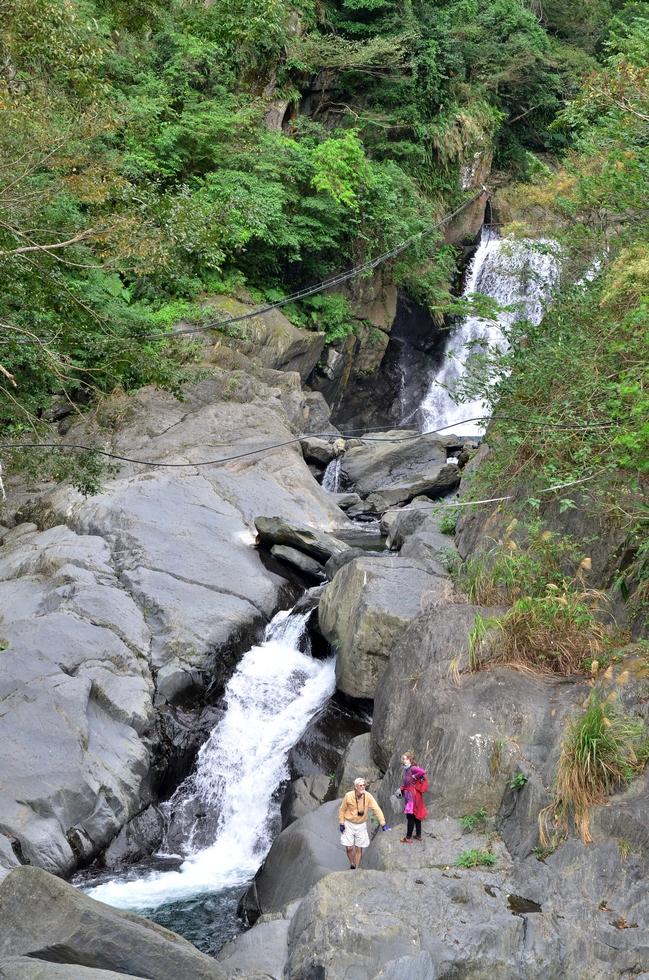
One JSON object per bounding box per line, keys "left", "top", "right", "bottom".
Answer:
{"left": 1, "top": 0, "right": 647, "bottom": 488}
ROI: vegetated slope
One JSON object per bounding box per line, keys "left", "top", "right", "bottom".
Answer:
{"left": 1, "top": 0, "right": 611, "bottom": 488}
{"left": 452, "top": 7, "right": 649, "bottom": 634}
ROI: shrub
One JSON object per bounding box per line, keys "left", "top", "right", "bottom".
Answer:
{"left": 455, "top": 521, "right": 589, "bottom": 606}
{"left": 459, "top": 808, "right": 488, "bottom": 831}
{"left": 552, "top": 688, "right": 649, "bottom": 843}
{"left": 439, "top": 510, "right": 458, "bottom": 535}
{"left": 456, "top": 848, "right": 497, "bottom": 868}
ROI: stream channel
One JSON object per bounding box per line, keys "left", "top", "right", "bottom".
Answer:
{"left": 72, "top": 225, "right": 558, "bottom": 954}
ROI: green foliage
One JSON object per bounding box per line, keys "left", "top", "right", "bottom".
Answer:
{"left": 285, "top": 293, "right": 357, "bottom": 343}
{"left": 509, "top": 772, "right": 528, "bottom": 791}
{"left": 0, "top": 0, "right": 634, "bottom": 496}
{"left": 553, "top": 686, "right": 649, "bottom": 842}
{"left": 311, "top": 130, "right": 372, "bottom": 211}
{"left": 459, "top": 807, "right": 488, "bottom": 831}
{"left": 532, "top": 842, "right": 557, "bottom": 861}
{"left": 455, "top": 520, "right": 589, "bottom": 606}
{"left": 439, "top": 509, "right": 458, "bottom": 535}
{"left": 456, "top": 848, "right": 497, "bottom": 868}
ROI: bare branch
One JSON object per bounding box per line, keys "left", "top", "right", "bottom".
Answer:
{"left": 0, "top": 229, "right": 96, "bottom": 258}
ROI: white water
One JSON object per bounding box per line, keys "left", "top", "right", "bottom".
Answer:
{"left": 420, "top": 228, "right": 559, "bottom": 436}
{"left": 322, "top": 456, "right": 343, "bottom": 492}
{"left": 86, "top": 610, "right": 335, "bottom": 910}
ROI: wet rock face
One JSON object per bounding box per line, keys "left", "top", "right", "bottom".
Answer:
{"left": 280, "top": 774, "right": 331, "bottom": 829}
{"left": 323, "top": 732, "right": 382, "bottom": 800}
{"left": 287, "top": 690, "right": 371, "bottom": 781}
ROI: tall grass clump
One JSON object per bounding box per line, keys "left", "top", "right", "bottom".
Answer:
{"left": 550, "top": 688, "right": 649, "bottom": 843}
{"left": 455, "top": 521, "right": 588, "bottom": 606}
{"left": 469, "top": 586, "right": 609, "bottom": 676}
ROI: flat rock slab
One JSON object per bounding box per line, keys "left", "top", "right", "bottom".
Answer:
{"left": 0, "top": 525, "right": 154, "bottom": 874}
{"left": 256, "top": 516, "right": 352, "bottom": 564}
{"left": 341, "top": 433, "right": 448, "bottom": 496}
{"left": 318, "top": 555, "right": 449, "bottom": 698}
{"left": 0, "top": 866, "right": 226, "bottom": 980}
{"left": 367, "top": 462, "right": 460, "bottom": 511}
{"left": 0, "top": 959, "right": 147, "bottom": 980}
{"left": 364, "top": 816, "right": 510, "bottom": 872}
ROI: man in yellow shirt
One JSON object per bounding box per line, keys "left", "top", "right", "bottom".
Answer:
{"left": 338, "top": 777, "right": 391, "bottom": 869}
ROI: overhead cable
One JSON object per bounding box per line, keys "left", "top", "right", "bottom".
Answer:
{"left": 0, "top": 414, "right": 628, "bottom": 469}
{"left": 147, "top": 189, "right": 488, "bottom": 341}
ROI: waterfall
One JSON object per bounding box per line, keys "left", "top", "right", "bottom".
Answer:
{"left": 85, "top": 609, "right": 335, "bottom": 911}
{"left": 322, "top": 456, "right": 342, "bottom": 493}
{"left": 420, "top": 227, "right": 559, "bottom": 436}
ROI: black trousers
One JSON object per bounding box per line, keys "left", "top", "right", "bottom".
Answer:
{"left": 406, "top": 814, "right": 421, "bottom": 839}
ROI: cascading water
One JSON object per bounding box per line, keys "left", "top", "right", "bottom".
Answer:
{"left": 420, "top": 227, "right": 559, "bottom": 436}
{"left": 82, "top": 609, "right": 335, "bottom": 945}
{"left": 322, "top": 456, "right": 343, "bottom": 493}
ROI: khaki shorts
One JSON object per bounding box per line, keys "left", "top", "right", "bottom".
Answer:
{"left": 340, "top": 819, "right": 370, "bottom": 848}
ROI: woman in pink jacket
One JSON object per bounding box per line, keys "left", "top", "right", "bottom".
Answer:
{"left": 398, "top": 751, "right": 428, "bottom": 843}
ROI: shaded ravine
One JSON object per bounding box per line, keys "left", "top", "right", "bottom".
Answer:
{"left": 76, "top": 609, "right": 335, "bottom": 953}
{"left": 75, "top": 227, "right": 560, "bottom": 958}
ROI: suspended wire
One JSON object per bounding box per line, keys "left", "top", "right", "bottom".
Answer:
{"left": 146, "top": 189, "right": 488, "bottom": 341}
{"left": 0, "top": 413, "right": 629, "bottom": 469}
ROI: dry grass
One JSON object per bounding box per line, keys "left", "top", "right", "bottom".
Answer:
{"left": 468, "top": 586, "right": 610, "bottom": 676}
{"left": 544, "top": 687, "right": 649, "bottom": 844}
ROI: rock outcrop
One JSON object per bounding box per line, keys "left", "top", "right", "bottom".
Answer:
{"left": 0, "top": 371, "right": 350, "bottom": 876}
{"left": 0, "top": 524, "right": 154, "bottom": 875}
{"left": 0, "top": 865, "right": 226, "bottom": 979}
{"left": 318, "top": 554, "right": 449, "bottom": 698}
{"left": 341, "top": 432, "right": 448, "bottom": 497}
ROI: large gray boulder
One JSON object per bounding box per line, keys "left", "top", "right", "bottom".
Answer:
{"left": 341, "top": 432, "right": 449, "bottom": 496}
{"left": 370, "top": 603, "right": 599, "bottom": 856}
{"left": 1, "top": 373, "right": 350, "bottom": 874}
{"left": 286, "top": 867, "right": 523, "bottom": 980}
{"left": 366, "top": 462, "right": 460, "bottom": 511}
{"left": 240, "top": 800, "right": 351, "bottom": 921}
{"left": 255, "top": 516, "right": 352, "bottom": 564}
{"left": 0, "top": 525, "right": 154, "bottom": 875}
{"left": 0, "top": 866, "right": 226, "bottom": 980}
{"left": 284, "top": 841, "right": 649, "bottom": 980}
{"left": 217, "top": 901, "right": 300, "bottom": 980}
{"left": 206, "top": 295, "right": 326, "bottom": 381}
{"left": 318, "top": 555, "right": 449, "bottom": 698}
